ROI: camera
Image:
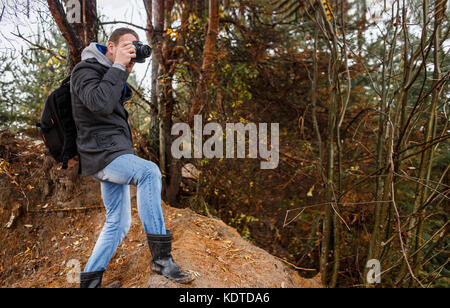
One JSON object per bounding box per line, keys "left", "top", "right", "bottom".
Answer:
{"left": 131, "top": 41, "right": 152, "bottom": 63}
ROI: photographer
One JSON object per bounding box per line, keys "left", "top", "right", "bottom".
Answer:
{"left": 70, "top": 28, "right": 193, "bottom": 288}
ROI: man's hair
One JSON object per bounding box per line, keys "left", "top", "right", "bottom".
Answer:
{"left": 108, "top": 28, "right": 139, "bottom": 44}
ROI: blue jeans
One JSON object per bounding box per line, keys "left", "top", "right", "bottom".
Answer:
{"left": 83, "top": 154, "right": 166, "bottom": 273}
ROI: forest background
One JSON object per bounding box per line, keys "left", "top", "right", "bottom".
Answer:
{"left": 0, "top": 0, "right": 448, "bottom": 288}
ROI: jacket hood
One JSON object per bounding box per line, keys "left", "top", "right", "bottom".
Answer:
{"left": 81, "top": 43, "right": 113, "bottom": 67}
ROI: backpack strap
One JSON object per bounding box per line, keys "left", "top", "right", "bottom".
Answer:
{"left": 77, "top": 154, "right": 82, "bottom": 175}
{"left": 58, "top": 75, "right": 78, "bottom": 169}
{"left": 62, "top": 154, "right": 70, "bottom": 169}
{"left": 61, "top": 75, "right": 71, "bottom": 86}
{"left": 61, "top": 153, "right": 82, "bottom": 174}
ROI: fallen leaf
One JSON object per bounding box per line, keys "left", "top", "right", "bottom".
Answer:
{"left": 307, "top": 185, "right": 315, "bottom": 197}
{"left": 5, "top": 213, "right": 16, "bottom": 229}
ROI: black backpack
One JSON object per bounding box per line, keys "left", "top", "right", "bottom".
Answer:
{"left": 36, "top": 76, "right": 81, "bottom": 174}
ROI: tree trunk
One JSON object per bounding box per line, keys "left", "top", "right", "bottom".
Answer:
{"left": 316, "top": 1, "right": 341, "bottom": 287}
{"left": 411, "top": 0, "right": 443, "bottom": 286}
{"left": 72, "top": 0, "right": 98, "bottom": 47}
{"left": 163, "top": 0, "right": 191, "bottom": 205}
{"left": 47, "top": 0, "right": 97, "bottom": 69}
{"left": 366, "top": 3, "right": 400, "bottom": 282}
{"left": 148, "top": 0, "right": 169, "bottom": 197}
{"left": 144, "top": 0, "right": 160, "bottom": 154}
{"left": 188, "top": 0, "right": 220, "bottom": 124}
{"left": 149, "top": 0, "right": 191, "bottom": 205}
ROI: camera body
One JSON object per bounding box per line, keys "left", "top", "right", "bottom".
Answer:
{"left": 131, "top": 41, "right": 152, "bottom": 63}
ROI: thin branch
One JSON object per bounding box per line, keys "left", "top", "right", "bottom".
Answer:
{"left": 27, "top": 205, "right": 103, "bottom": 213}
{"left": 11, "top": 31, "right": 66, "bottom": 60}
{"left": 127, "top": 83, "right": 158, "bottom": 114}
{"left": 100, "top": 21, "right": 152, "bottom": 33}
{"left": 387, "top": 117, "right": 425, "bottom": 288}
{"left": 273, "top": 255, "right": 317, "bottom": 272}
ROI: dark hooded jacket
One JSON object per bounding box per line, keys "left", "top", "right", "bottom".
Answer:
{"left": 70, "top": 43, "right": 137, "bottom": 177}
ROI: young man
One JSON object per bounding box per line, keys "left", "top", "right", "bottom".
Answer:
{"left": 70, "top": 28, "right": 193, "bottom": 288}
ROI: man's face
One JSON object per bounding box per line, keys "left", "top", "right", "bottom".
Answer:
{"left": 107, "top": 33, "right": 138, "bottom": 73}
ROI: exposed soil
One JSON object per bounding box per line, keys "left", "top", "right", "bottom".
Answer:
{"left": 0, "top": 130, "right": 321, "bottom": 288}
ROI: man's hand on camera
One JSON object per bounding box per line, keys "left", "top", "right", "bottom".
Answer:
{"left": 114, "top": 41, "right": 136, "bottom": 67}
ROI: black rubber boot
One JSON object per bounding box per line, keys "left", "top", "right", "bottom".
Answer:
{"left": 147, "top": 230, "right": 194, "bottom": 284}
{"left": 80, "top": 270, "right": 104, "bottom": 288}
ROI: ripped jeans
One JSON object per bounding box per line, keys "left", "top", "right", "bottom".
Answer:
{"left": 83, "top": 154, "right": 166, "bottom": 273}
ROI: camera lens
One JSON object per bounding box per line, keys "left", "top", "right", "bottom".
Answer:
{"left": 132, "top": 41, "right": 152, "bottom": 63}
{"left": 141, "top": 45, "right": 152, "bottom": 57}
